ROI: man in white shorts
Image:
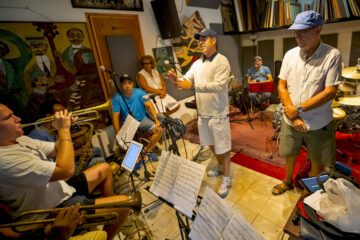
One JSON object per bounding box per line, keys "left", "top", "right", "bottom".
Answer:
{"left": 167, "top": 29, "right": 232, "bottom": 198}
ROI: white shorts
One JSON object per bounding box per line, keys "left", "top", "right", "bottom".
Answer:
{"left": 198, "top": 116, "right": 231, "bottom": 155}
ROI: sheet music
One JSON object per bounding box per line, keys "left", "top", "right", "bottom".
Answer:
{"left": 172, "top": 158, "right": 206, "bottom": 218}
{"left": 222, "top": 212, "right": 264, "bottom": 240}
{"left": 190, "top": 215, "right": 219, "bottom": 240}
{"left": 115, "top": 115, "right": 140, "bottom": 150}
{"left": 149, "top": 151, "right": 181, "bottom": 199}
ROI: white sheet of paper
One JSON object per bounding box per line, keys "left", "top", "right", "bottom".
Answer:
{"left": 149, "top": 151, "right": 181, "bottom": 199}
{"left": 190, "top": 187, "right": 233, "bottom": 240}
{"left": 172, "top": 158, "right": 206, "bottom": 218}
{"left": 304, "top": 190, "right": 323, "bottom": 212}
{"left": 222, "top": 212, "right": 264, "bottom": 240}
{"left": 115, "top": 115, "right": 140, "bottom": 150}
{"left": 190, "top": 215, "right": 219, "bottom": 240}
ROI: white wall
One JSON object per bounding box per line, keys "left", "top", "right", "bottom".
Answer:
{"left": 0, "top": 0, "right": 223, "bottom": 123}
{"left": 240, "top": 20, "right": 360, "bottom": 68}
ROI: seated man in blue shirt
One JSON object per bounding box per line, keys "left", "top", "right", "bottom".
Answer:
{"left": 247, "top": 56, "right": 273, "bottom": 109}
{"left": 112, "top": 74, "right": 162, "bottom": 161}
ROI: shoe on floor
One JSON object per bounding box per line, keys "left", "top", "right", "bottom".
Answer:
{"left": 147, "top": 152, "right": 158, "bottom": 162}
{"left": 207, "top": 165, "right": 223, "bottom": 177}
{"left": 218, "top": 177, "right": 232, "bottom": 198}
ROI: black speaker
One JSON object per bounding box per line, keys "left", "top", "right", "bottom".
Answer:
{"left": 151, "top": 0, "right": 181, "bottom": 39}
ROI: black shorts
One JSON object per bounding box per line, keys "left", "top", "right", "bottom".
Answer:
{"left": 57, "top": 173, "right": 95, "bottom": 211}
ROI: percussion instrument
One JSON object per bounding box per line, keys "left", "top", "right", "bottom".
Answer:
{"left": 336, "top": 97, "right": 360, "bottom": 133}
{"left": 342, "top": 66, "right": 360, "bottom": 80}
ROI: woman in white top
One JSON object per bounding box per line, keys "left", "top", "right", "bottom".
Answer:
{"left": 137, "top": 55, "right": 179, "bottom": 115}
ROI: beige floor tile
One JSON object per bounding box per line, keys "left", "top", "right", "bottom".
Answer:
{"left": 259, "top": 199, "right": 293, "bottom": 227}
{"left": 252, "top": 215, "right": 283, "bottom": 240}
{"left": 232, "top": 203, "right": 258, "bottom": 223}
{"left": 238, "top": 189, "right": 269, "bottom": 214}
{"left": 249, "top": 174, "right": 282, "bottom": 198}
{"left": 269, "top": 188, "right": 302, "bottom": 208}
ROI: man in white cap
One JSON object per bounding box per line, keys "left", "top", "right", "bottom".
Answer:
{"left": 167, "top": 29, "right": 232, "bottom": 198}
{"left": 272, "top": 11, "right": 342, "bottom": 195}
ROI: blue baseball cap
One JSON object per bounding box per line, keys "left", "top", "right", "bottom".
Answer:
{"left": 289, "top": 10, "right": 323, "bottom": 30}
{"left": 194, "top": 29, "right": 217, "bottom": 40}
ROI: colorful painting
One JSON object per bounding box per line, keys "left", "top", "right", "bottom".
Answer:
{"left": 71, "top": 0, "right": 143, "bottom": 11}
{"left": 171, "top": 11, "right": 206, "bottom": 74}
{"left": 0, "top": 22, "right": 107, "bottom": 126}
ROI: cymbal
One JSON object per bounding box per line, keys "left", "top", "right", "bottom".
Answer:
{"left": 342, "top": 66, "right": 360, "bottom": 80}
{"left": 338, "top": 81, "right": 356, "bottom": 92}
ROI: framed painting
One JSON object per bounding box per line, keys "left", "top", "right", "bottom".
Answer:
{"left": 71, "top": 0, "right": 143, "bottom": 11}
{"left": 0, "top": 22, "right": 109, "bottom": 128}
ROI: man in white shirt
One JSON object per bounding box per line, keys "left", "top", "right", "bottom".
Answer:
{"left": 0, "top": 103, "right": 129, "bottom": 239}
{"left": 167, "top": 29, "right": 232, "bottom": 198}
{"left": 272, "top": 11, "right": 342, "bottom": 195}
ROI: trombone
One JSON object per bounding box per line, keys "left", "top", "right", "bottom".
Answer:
{"left": 0, "top": 192, "right": 141, "bottom": 232}
{"left": 21, "top": 100, "right": 113, "bottom": 129}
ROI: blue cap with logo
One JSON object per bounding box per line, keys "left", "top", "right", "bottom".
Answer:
{"left": 194, "top": 29, "right": 217, "bottom": 40}
{"left": 288, "top": 10, "right": 323, "bottom": 30}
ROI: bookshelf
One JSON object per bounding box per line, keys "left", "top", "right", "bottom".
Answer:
{"left": 225, "top": 0, "right": 360, "bottom": 34}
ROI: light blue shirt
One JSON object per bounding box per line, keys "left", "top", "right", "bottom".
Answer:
{"left": 112, "top": 88, "right": 149, "bottom": 122}
{"left": 247, "top": 66, "right": 271, "bottom": 82}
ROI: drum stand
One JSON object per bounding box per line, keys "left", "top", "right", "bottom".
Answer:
{"left": 230, "top": 87, "right": 255, "bottom": 130}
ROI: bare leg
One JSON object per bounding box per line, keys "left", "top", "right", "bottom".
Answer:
{"left": 84, "top": 163, "right": 114, "bottom": 197}
{"left": 210, "top": 146, "right": 231, "bottom": 177}
{"left": 95, "top": 195, "right": 131, "bottom": 240}
{"left": 308, "top": 160, "right": 324, "bottom": 177}
{"left": 272, "top": 155, "right": 297, "bottom": 195}
{"left": 145, "top": 127, "right": 163, "bottom": 153}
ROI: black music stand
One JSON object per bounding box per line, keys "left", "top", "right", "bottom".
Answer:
{"left": 249, "top": 82, "right": 275, "bottom": 126}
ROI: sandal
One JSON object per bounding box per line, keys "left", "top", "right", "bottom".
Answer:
{"left": 272, "top": 181, "right": 294, "bottom": 195}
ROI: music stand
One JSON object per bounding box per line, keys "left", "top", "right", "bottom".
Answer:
{"left": 250, "top": 82, "right": 275, "bottom": 126}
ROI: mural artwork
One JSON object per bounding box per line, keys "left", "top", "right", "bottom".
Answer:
{"left": 171, "top": 11, "right": 206, "bottom": 74}
{"left": 0, "top": 22, "right": 107, "bottom": 126}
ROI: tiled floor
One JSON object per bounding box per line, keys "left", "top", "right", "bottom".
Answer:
{"left": 115, "top": 139, "right": 302, "bottom": 240}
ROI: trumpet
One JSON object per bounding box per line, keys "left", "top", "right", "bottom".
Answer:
{"left": 0, "top": 192, "right": 142, "bottom": 232}
{"left": 21, "top": 100, "right": 113, "bottom": 129}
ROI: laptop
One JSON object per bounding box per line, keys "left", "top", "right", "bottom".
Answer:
{"left": 121, "top": 141, "right": 143, "bottom": 173}
{"left": 300, "top": 175, "right": 329, "bottom": 193}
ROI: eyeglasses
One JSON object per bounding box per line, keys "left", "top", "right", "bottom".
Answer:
{"left": 292, "top": 26, "right": 316, "bottom": 37}
{"left": 143, "top": 61, "right": 152, "bottom": 65}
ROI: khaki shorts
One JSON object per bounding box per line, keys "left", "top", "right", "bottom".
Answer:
{"left": 279, "top": 120, "right": 335, "bottom": 167}
{"left": 198, "top": 116, "right": 231, "bottom": 155}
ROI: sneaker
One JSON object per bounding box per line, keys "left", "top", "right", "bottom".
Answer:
{"left": 207, "top": 165, "right": 223, "bottom": 177}
{"left": 147, "top": 152, "right": 158, "bottom": 162}
{"left": 218, "top": 178, "right": 232, "bottom": 198}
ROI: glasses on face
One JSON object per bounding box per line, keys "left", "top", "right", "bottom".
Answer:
{"left": 292, "top": 26, "right": 316, "bottom": 37}
{"left": 143, "top": 61, "right": 152, "bottom": 65}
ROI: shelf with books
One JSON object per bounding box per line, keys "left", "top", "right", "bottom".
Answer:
{"left": 227, "top": 0, "right": 360, "bottom": 34}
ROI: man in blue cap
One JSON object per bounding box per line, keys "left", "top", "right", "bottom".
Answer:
{"left": 272, "top": 11, "right": 342, "bottom": 195}
{"left": 167, "top": 29, "right": 232, "bottom": 198}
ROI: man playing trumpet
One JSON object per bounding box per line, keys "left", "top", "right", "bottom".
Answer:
{"left": 0, "top": 103, "right": 129, "bottom": 240}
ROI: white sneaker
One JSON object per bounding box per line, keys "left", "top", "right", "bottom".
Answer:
{"left": 218, "top": 178, "right": 232, "bottom": 198}
{"left": 207, "top": 165, "right": 223, "bottom": 177}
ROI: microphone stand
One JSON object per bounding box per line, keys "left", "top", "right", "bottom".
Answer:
{"left": 230, "top": 76, "right": 254, "bottom": 130}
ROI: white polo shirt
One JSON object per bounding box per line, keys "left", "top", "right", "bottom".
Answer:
{"left": 279, "top": 42, "right": 342, "bottom": 130}
{"left": 183, "top": 52, "right": 231, "bottom": 117}
{"left": 0, "top": 136, "right": 75, "bottom": 217}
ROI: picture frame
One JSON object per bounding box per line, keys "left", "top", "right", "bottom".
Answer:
{"left": 71, "top": 0, "right": 144, "bottom": 12}
{"left": 0, "top": 21, "right": 109, "bottom": 127}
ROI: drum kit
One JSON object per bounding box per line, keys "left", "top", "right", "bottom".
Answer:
{"left": 333, "top": 63, "right": 360, "bottom": 133}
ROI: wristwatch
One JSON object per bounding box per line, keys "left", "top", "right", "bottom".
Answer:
{"left": 297, "top": 105, "right": 304, "bottom": 114}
